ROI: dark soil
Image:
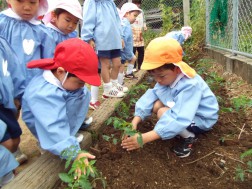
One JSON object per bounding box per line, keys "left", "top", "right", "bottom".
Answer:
{"left": 89, "top": 57, "right": 252, "bottom": 189}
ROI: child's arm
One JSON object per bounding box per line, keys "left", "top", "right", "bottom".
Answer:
{"left": 81, "top": 0, "right": 96, "bottom": 43}
{"left": 121, "top": 130, "right": 160, "bottom": 151}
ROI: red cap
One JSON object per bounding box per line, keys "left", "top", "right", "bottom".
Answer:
{"left": 27, "top": 38, "right": 101, "bottom": 86}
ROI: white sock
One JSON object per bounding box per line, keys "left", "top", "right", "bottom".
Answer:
{"left": 90, "top": 86, "right": 99, "bottom": 103}
{"left": 110, "top": 79, "right": 118, "bottom": 85}
{"left": 103, "top": 82, "right": 112, "bottom": 93}
{"left": 117, "top": 72, "right": 124, "bottom": 85}
{"left": 179, "top": 129, "right": 195, "bottom": 138}
{"left": 126, "top": 64, "right": 134, "bottom": 75}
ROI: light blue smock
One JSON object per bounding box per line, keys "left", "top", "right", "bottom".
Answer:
{"left": 0, "top": 9, "right": 56, "bottom": 86}
{"left": 0, "top": 39, "right": 24, "bottom": 113}
{"left": 0, "top": 120, "right": 19, "bottom": 177}
{"left": 0, "top": 36, "right": 25, "bottom": 101}
{"left": 46, "top": 23, "right": 75, "bottom": 46}
{"left": 165, "top": 31, "right": 186, "bottom": 45}
{"left": 135, "top": 74, "right": 219, "bottom": 140}
{"left": 81, "top": 0, "right": 122, "bottom": 50}
{"left": 22, "top": 71, "right": 91, "bottom": 158}
{"left": 121, "top": 18, "right": 134, "bottom": 61}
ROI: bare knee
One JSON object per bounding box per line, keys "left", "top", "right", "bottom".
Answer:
{"left": 1, "top": 137, "right": 20, "bottom": 152}
{"left": 157, "top": 107, "right": 170, "bottom": 119}
{"left": 153, "top": 100, "right": 165, "bottom": 114}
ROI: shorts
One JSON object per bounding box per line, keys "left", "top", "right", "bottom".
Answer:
{"left": 186, "top": 122, "right": 206, "bottom": 135}
{"left": 0, "top": 106, "right": 22, "bottom": 142}
{"left": 98, "top": 49, "right": 121, "bottom": 59}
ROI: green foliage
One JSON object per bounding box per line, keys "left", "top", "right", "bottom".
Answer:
{"left": 143, "top": 29, "right": 160, "bottom": 47}
{"left": 59, "top": 146, "right": 106, "bottom": 189}
{"left": 106, "top": 117, "right": 143, "bottom": 148}
{"left": 102, "top": 134, "right": 118, "bottom": 145}
{"left": 159, "top": 1, "right": 173, "bottom": 35}
{"left": 236, "top": 148, "right": 252, "bottom": 181}
{"left": 231, "top": 96, "right": 252, "bottom": 111}
{"left": 115, "top": 101, "right": 131, "bottom": 119}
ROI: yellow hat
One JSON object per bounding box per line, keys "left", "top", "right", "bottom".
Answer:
{"left": 141, "top": 37, "right": 196, "bottom": 78}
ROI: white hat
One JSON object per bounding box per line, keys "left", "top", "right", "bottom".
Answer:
{"left": 119, "top": 2, "right": 142, "bottom": 19}
{"left": 42, "top": 0, "right": 82, "bottom": 25}
{"left": 181, "top": 26, "right": 192, "bottom": 40}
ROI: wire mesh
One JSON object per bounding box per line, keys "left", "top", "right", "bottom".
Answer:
{"left": 207, "top": 0, "right": 252, "bottom": 56}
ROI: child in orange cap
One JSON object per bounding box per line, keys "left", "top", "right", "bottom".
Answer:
{"left": 122, "top": 37, "right": 219, "bottom": 158}
{"left": 21, "top": 38, "right": 100, "bottom": 174}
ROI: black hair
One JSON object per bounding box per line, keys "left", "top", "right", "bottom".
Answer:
{"left": 148, "top": 64, "right": 176, "bottom": 74}
{"left": 51, "top": 69, "right": 77, "bottom": 78}
{"left": 132, "top": 0, "right": 142, "bottom": 4}
{"left": 53, "top": 8, "right": 68, "bottom": 17}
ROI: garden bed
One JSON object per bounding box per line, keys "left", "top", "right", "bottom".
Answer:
{"left": 88, "top": 57, "right": 252, "bottom": 189}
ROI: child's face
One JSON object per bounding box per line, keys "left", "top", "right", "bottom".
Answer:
{"left": 7, "top": 0, "right": 39, "bottom": 21}
{"left": 125, "top": 11, "right": 140, "bottom": 24}
{"left": 150, "top": 66, "right": 181, "bottom": 86}
{"left": 52, "top": 11, "right": 79, "bottom": 35}
{"left": 56, "top": 68, "right": 85, "bottom": 91}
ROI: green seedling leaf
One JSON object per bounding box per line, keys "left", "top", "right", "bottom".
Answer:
{"left": 102, "top": 135, "right": 111, "bottom": 142}
{"left": 241, "top": 149, "right": 252, "bottom": 159}
{"left": 59, "top": 173, "right": 73, "bottom": 183}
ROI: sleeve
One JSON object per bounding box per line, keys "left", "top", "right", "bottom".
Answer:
{"left": 81, "top": 0, "right": 96, "bottom": 42}
{"left": 26, "top": 92, "right": 80, "bottom": 159}
{"left": 135, "top": 89, "right": 159, "bottom": 120}
{"left": 154, "top": 84, "right": 202, "bottom": 139}
{"left": 40, "top": 29, "right": 56, "bottom": 58}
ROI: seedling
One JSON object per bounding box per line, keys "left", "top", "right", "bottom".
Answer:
{"left": 106, "top": 117, "right": 144, "bottom": 148}
{"left": 59, "top": 145, "right": 106, "bottom": 189}
{"left": 231, "top": 96, "right": 252, "bottom": 111}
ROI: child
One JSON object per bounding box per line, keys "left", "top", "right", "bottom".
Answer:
{"left": 132, "top": 0, "right": 147, "bottom": 72}
{"left": 42, "top": 0, "right": 83, "bottom": 46}
{"left": 121, "top": 37, "right": 219, "bottom": 158}
{"left": 21, "top": 38, "right": 98, "bottom": 168}
{"left": 0, "top": 120, "right": 19, "bottom": 187}
{"left": 0, "top": 36, "right": 26, "bottom": 164}
{"left": 81, "top": 0, "right": 128, "bottom": 99}
{"left": 117, "top": 2, "right": 141, "bottom": 85}
{"left": 165, "top": 26, "right": 192, "bottom": 46}
{"left": 0, "top": 0, "right": 55, "bottom": 86}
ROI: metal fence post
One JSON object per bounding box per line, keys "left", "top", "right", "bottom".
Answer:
{"left": 232, "top": 0, "right": 239, "bottom": 56}
{"left": 183, "top": 0, "right": 190, "bottom": 26}
{"left": 205, "top": 0, "right": 210, "bottom": 45}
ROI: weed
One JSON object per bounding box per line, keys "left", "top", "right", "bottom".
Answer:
{"left": 231, "top": 96, "right": 252, "bottom": 111}
{"left": 59, "top": 146, "right": 106, "bottom": 189}
{"left": 235, "top": 148, "right": 252, "bottom": 181}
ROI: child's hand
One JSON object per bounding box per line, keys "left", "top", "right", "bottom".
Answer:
{"left": 74, "top": 152, "right": 95, "bottom": 180}
{"left": 88, "top": 40, "right": 96, "bottom": 50}
{"left": 121, "top": 39, "right": 125, "bottom": 49}
{"left": 121, "top": 134, "right": 141, "bottom": 151}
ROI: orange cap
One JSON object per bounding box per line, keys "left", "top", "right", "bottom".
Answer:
{"left": 141, "top": 37, "right": 196, "bottom": 78}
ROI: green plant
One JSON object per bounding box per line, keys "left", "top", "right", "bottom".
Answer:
{"left": 102, "top": 134, "right": 118, "bottom": 145}
{"left": 106, "top": 117, "right": 143, "bottom": 148}
{"left": 114, "top": 101, "right": 131, "bottom": 119}
{"left": 231, "top": 96, "right": 252, "bottom": 111}
{"left": 236, "top": 149, "right": 252, "bottom": 181}
{"left": 59, "top": 146, "right": 106, "bottom": 189}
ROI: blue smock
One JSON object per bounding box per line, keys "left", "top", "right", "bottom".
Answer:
{"left": 0, "top": 120, "right": 19, "bottom": 177}
{"left": 81, "top": 0, "right": 122, "bottom": 50}
{"left": 121, "top": 18, "right": 134, "bottom": 61}
{"left": 0, "top": 36, "right": 25, "bottom": 101}
{"left": 0, "top": 9, "right": 56, "bottom": 86}
{"left": 165, "top": 31, "right": 186, "bottom": 45}
{"left": 46, "top": 23, "right": 75, "bottom": 46}
{"left": 135, "top": 73, "right": 219, "bottom": 139}
{"left": 22, "top": 71, "right": 90, "bottom": 158}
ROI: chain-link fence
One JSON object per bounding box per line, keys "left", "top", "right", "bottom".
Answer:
{"left": 206, "top": 0, "right": 252, "bottom": 58}
{"left": 115, "top": 0, "right": 184, "bottom": 30}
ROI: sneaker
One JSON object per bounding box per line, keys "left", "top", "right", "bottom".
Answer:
{"left": 125, "top": 72, "right": 138, "bottom": 79}
{"left": 14, "top": 149, "right": 28, "bottom": 164}
{"left": 172, "top": 136, "right": 198, "bottom": 158}
{"left": 89, "top": 101, "right": 101, "bottom": 110}
{"left": 79, "top": 117, "right": 93, "bottom": 130}
{"left": 133, "top": 68, "right": 137, "bottom": 72}
{"left": 0, "top": 171, "right": 15, "bottom": 187}
{"left": 113, "top": 82, "right": 128, "bottom": 93}
{"left": 102, "top": 86, "right": 125, "bottom": 98}
{"left": 76, "top": 133, "right": 84, "bottom": 143}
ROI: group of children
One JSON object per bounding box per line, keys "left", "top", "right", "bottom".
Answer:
{"left": 0, "top": 0, "right": 219, "bottom": 187}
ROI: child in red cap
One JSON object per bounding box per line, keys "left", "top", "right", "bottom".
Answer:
{"left": 122, "top": 37, "right": 219, "bottom": 158}
{"left": 21, "top": 38, "right": 100, "bottom": 174}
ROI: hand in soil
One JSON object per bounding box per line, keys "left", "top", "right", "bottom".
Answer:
{"left": 121, "top": 134, "right": 141, "bottom": 151}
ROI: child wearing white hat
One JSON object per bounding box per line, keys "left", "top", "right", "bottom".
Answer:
{"left": 42, "top": 0, "right": 83, "bottom": 45}
{"left": 117, "top": 3, "right": 142, "bottom": 84}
